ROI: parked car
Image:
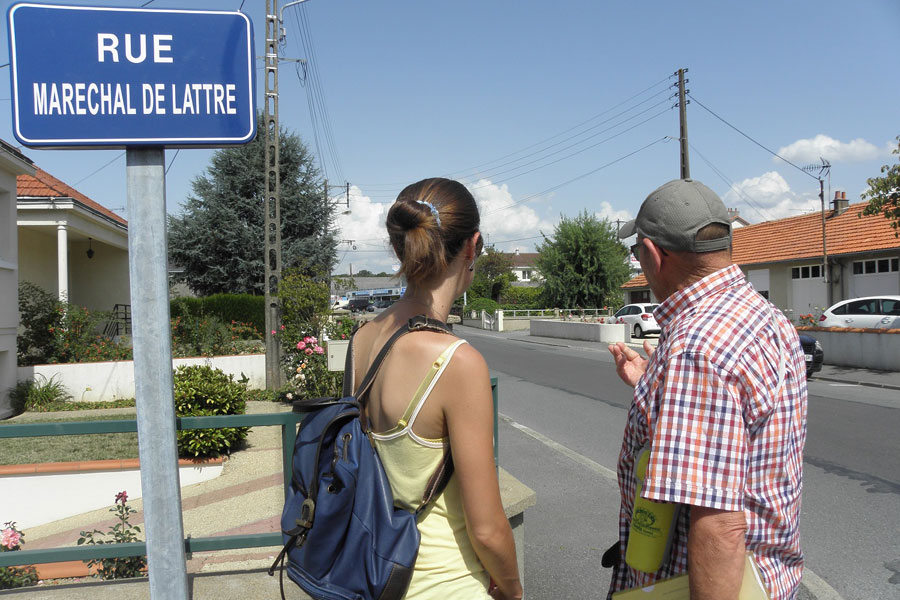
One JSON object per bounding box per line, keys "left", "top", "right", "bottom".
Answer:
{"left": 613, "top": 303, "right": 660, "bottom": 338}
{"left": 372, "top": 300, "right": 394, "bottom": 310}
{"left": 798, "top": 333, "right": 824, "bottom": 379}
{"left": 348, "top": 297, "right": 372, "bottom": 313}
{"left": 818, "top": 295, "right": 900, "bottom": 329}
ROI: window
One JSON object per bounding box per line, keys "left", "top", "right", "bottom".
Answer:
{"left": 883, "top": 299, "right": 900, "bottom": 316}
{"left": 520, "top": 269, "right": 531, "bottom": 281}
{"left": 631, "top": 291, "right": 651, "bottom": 304}
{"left": 846, "top": 299, "right": 879, "bottom": 315}
{"left": 852, "top": 258, "right": 900, "bottom": 275}
{"left": 792, "top": 264, "right": 824, "bottom": 280}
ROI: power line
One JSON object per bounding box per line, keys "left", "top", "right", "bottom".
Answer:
{"left": 463, "top": 103, "right": 672, "bottom": 189}
{"left": 353, "top": 73, "right": 677, "bottom": 188}
{"left": 165, "top": 148, "right": 180, "bottom": 175}
{"left": 482, "top": 136, "right": 668, "bottom": 217}
{"left": 687, "top": 93, "right": 817, "bottom": 180}
{"left": 688, "top": 143, "right": 775, "bottom": 222}
{"left": 73, "top": 152, "right": 126, "bottom": 186}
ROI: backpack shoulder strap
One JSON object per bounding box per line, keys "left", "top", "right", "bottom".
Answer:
{"left": 353, "top": 315, "right": 453, "bottom": 405}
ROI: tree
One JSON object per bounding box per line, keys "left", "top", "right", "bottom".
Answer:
{"left": 168, "top": 112, "right": 338, "bottom": 295}
{"left": 860, "top": 135, "right": 900, "bottom": 237}
{"left": 470, "top": 246, "right": 516, "bottom": 302}
{"left": 534, "top": 211, "right": 631, "bottom": 309}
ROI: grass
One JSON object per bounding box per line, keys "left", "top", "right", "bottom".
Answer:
{"left": 0, "top": 413, "right": 139, "bottom": 466}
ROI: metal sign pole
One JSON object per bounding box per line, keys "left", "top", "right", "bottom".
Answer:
{"left": 126, "top": 148, "right": 189, "bottom": 600}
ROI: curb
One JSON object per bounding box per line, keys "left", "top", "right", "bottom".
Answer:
{"left": 813, "top": 375, "right": 900, "bottom": 392}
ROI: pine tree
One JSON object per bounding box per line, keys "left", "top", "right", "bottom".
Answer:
{"left": 168, "top": 113, "right": 338, "bottom": 295}
{"left": 534, "top": 211, "right": 631, "bottom": 309}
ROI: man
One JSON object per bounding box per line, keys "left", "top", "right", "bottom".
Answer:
{"left": 607, "top": 179, "right": 807, "bottom": 599}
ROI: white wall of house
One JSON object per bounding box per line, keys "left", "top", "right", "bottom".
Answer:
{"left": 16, "top": 227, "right": 58, "bottom": 295}
{"left": 0, "top": 149, "right": 34, "bottom": 419}
{"left": 68, "top": 238, "right": 130, "bottom": 311}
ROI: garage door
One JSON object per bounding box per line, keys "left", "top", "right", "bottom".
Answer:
{"left": 790, "top": 264, "right": 827, "bottom": 319}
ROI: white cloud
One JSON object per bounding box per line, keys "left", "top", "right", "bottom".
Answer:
{"left": 593, "top": 201, "right": 632, "bottom": 227}
{"left": 467, "top": 179, "right": 555, "bottom": 252}
{"left": 333, "top": 186, "right": 396, "bottom": 274}
{"left": 722, "top": 171, "right": 819, "bottom": 222}
{"left": 776, "top": 134, "right": 883, "bottom": 164}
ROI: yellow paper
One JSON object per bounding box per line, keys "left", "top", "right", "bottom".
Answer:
{"left": 612, "top": 553, "right": 769, "bottom": 600}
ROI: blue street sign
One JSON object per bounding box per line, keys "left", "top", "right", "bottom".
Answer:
{"left": 7, "top": 3, "right": 256, "bottom": 148}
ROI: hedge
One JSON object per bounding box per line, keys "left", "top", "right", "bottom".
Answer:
{"left": 170, "top": 294, "right": 265, "bottom": 333}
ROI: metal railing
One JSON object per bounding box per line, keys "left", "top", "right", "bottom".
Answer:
{"left": 102, "top": 304, "right": 132, "bottom": 338}
{"left": 0, "top": 378, "right": 499, "bottom": 569}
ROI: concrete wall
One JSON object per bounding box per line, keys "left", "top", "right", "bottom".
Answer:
{"left": 18, "top": 353, "right": 266, "bottom": 402}
{"left": 530, "top": 319, "right": 629, "bottom": 343}
{"left": 799, "top": 328, "right": 900, "bottom": 371}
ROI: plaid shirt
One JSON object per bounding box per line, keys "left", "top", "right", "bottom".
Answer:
{"left": 608, "top": 265, "right": 808, "bottom": 600}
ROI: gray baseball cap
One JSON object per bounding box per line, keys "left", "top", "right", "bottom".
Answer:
{"left": 618, "top": 178, "right": 732, "bottom": 253}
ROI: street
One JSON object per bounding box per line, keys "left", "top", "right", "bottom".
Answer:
{"left": 457, "top": 325, "right": 900, "bottom": 600}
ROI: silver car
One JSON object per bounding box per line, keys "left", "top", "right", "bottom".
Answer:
{"left": 818, "top": 295, "right": 900, "bottom": 329}
{"left": 614, "top": 303, "right": 660, "bottom": 338}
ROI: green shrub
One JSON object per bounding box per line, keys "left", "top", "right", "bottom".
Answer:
{"left": 282, "top": 335, "right": 342, "bottom": 402}
{"left": 278, "top": 270, "right": 330, "bottom": 348}
{"left": 500, "top": 286, "right": 543, "bottom": 308}
{"left": 9, "top": 374, "right": 72, "bottom": 413}
{"left": 76, "top": 491, "right": 146, "bottom": 580}
{"left": 465, "top": 298, "right": 500, "bottom": 314}
{"left": 17, "top": 282, "right": 61, "bottom": 365}
{"left": 170, "top": 294, "right": 265, "bottom": 334}
{"left": 173, "top": 365, "right": 249, "bottom": 458}
{"left": 1, "top": 522, "right": 39, "bottom": 590}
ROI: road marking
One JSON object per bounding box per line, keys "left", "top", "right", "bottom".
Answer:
{"left": 498, "top": 413, "right": 618, "bottom": 482}
{"left": 501, "top": 413, "right": 846, "bottom": 600}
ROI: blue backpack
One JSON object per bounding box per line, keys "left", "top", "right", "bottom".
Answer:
{"left": 269, "top": 316, "right": 454, "bottom": 600}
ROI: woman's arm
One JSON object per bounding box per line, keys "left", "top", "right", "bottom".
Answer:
{"left": 442, "top": 345, "right": 523, "bottom": 600}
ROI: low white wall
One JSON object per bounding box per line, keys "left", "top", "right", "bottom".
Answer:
{"left": 501, "top": 319, "right": 533, "bottom": 332}
{"left": 2, "top": 462, "right": 222, "bottom": 529}
{"left": 17, "top": 354, "right": 266, "bottom": 402}
{"left": 799, "top": 328, "right": 900, "bottom": 371}
{"left": 530, "top": 319, "right": 629, "bottom": 343}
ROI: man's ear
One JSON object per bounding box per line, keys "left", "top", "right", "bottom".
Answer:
{"left": 642, "top": 238, "right": 666, "bottom": 274}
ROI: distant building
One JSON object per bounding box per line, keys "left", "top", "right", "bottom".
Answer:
{"left": 504, "top": 248, "right": 542, "bottom": 288}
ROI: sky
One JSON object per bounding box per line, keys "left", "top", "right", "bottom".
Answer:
{"left": 3, "top": 0, "right": 899, "bottom": 275}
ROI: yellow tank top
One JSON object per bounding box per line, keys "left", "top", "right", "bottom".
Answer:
{"left": 370, "top": 338, "right": 491, "bottom": 599}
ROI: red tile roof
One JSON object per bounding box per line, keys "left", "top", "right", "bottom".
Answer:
{"left": 732, "top": 201, "right": 896, "bottom": 266}
{"left": 622, "top": 202, "right": 899, "bottom": 289}
{"left": 18, "top": 166, "right": 127, "bottom": 226}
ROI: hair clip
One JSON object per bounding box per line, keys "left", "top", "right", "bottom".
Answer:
{"left": 416, "top": 200, "right": 441, "bottom": 227}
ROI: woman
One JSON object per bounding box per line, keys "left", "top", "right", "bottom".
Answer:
{"left": 350, "top": 178, "right": 523, "bottom": 599}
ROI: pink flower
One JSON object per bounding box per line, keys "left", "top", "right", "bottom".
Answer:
{"left": 340, "top": 333, "right": 346, "bottom": 339}
{"left": 271, "top": 330, "right": 276, "bottom": 336}
{"left": 115, "top": 490, "right": 128, "bottom": 505}
{"left": 280, "top": 325, "right": 285, "bottom": 331}
{"left": 296, "top": 341, "right": 306, "bottom": 350}
{"left": 304, "top": 348, "right": 313, "bottom": 355}
{"left": 314, "top": 346, "right": 324, "bottom": 355}
{"left": 2, "top": 528, "right": 21, "bottom": 550}
{"left": 303, "top": 336, "right": 312, "bottom": 344}
{"left": 309, "top": 336, "right": 318, "bottom": 344}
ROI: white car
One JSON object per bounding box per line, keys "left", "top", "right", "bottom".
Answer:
{"left": 818, "top": 295, "right": 900, "bottom": 329}
{"left": 614, "top": 303, "right": 660, "bottom": 338}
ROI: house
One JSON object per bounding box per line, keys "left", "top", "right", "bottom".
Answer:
{"left": 621, "top": 192, "right": 900, "bottom": 321}
{"left": 0, "top": 141, "right": 35, "bottom": 419}
{"left": 506, "top": 248, "right": 541, "bottom": 287}
{"left": 17, "top": 166, "right": 130, "bottom": 312}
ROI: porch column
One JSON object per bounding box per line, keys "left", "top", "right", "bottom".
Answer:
{"left": 56, "top": 223, "right": 68, "bottom": 302}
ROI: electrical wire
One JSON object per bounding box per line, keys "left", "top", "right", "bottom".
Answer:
{"left": 73, "top": 152, "right": 126, "bottom": 186}
{"left": 687, "top": 93, "right": 818, "bottom": 180}
{"left": 688, "top": 143, "right": 775, "bottom": 222}
{"left": 165, "top": 148, "right": 180, "bottom": 175}
{"left": 482, "top": 137, "right": 669, "bottom": 217}
{"left": 353, "top": 73, "right": 677, "bottom": 189}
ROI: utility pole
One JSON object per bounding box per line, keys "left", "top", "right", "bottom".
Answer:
{"left": 804, "top": 159, "right": 833, "bottom": 306}
{"left": 677, "top": 68, "right": 690, "bottom": 179}
{"left": 264, "top": 0, "right": 284, "bottom": 390}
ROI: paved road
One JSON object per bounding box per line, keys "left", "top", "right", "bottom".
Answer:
{"left": 457, "top": 325, "right": 900, "bottom": 600}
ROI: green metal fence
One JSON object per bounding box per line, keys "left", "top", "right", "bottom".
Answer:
{"left": 0, "top": 377, "right": 498, "bottom": 569}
